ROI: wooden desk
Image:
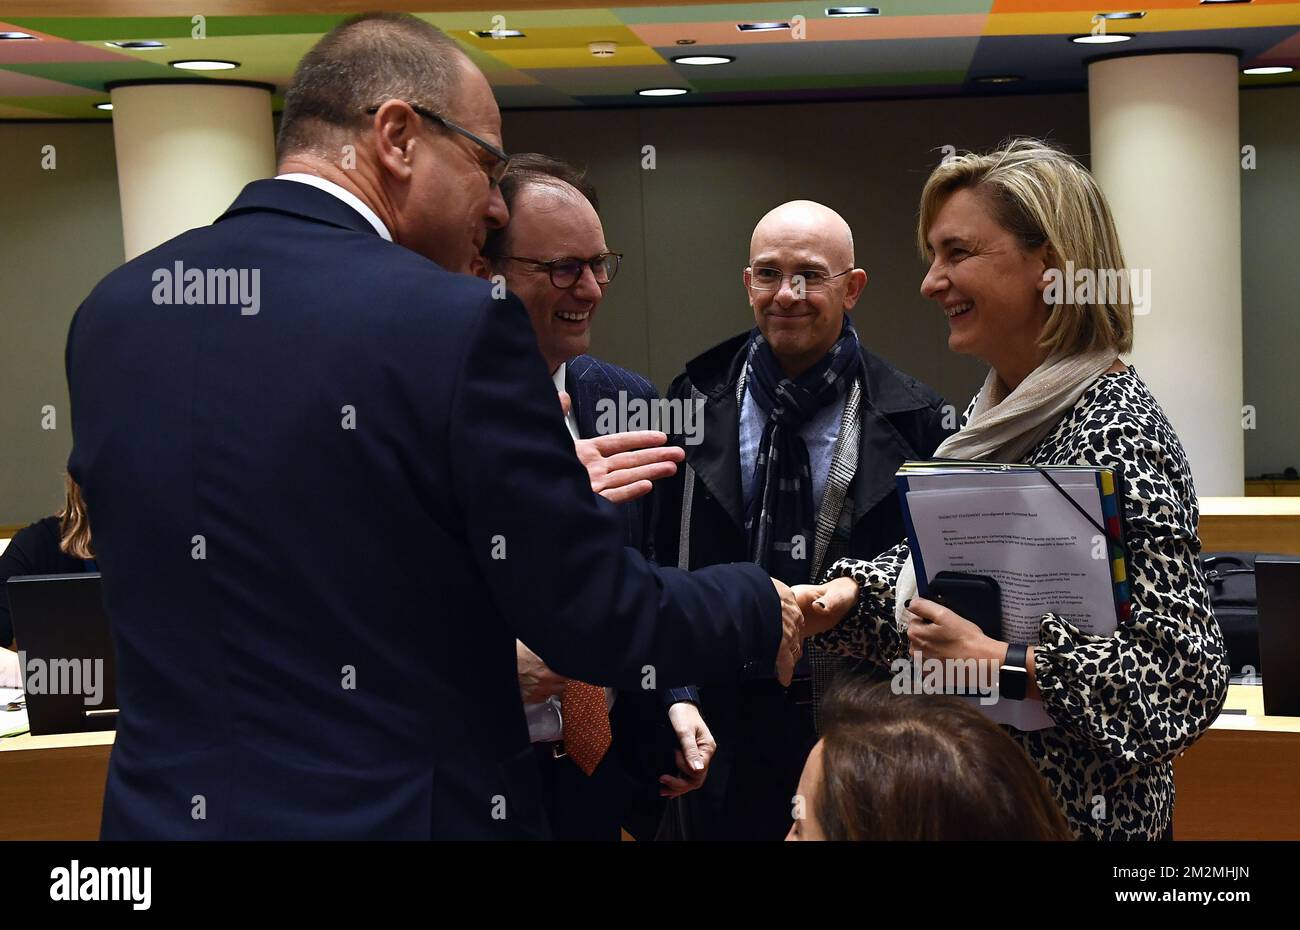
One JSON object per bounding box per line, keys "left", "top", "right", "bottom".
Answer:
{"left": 0, "top": 690, "right": 1293, "bottom": 841}
{"left": 0, "top": 730, "right": 112, "bottom": 840}
{"left": 1246, "top": 479, "right": 1300, "bottom": 497}
{"left": 1198, "top": 496, "right": 1300, "bottom": 556}
{"left": 1173, "top": 684, "right": 1300, "bottom": 840}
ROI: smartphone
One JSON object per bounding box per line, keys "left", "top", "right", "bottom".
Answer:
{"left": 926, "top": 571, "right": 1002, "bottom": 641}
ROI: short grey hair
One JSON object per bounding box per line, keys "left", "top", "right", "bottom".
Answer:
{"left": 277, "top": 12, "right": 466, "bottom": 159}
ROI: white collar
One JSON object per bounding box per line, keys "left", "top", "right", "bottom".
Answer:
{"left": 275, "top": 173, "right": 392, "bottom": 241}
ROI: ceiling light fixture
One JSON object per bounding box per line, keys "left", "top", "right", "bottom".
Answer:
{"left": 826, "top": 6, "right": 881, "bottom": 15}
{"left": 107, "top": 40, "right": 166, "bottom": 49}
{"left": 737, "top": 22, "right": 791, "bottom": 32}
{"left": 1070, "top": 33, "right": 1133, "bottom": 44}
{"left": 673, "top": 55, "right": 734, "bottom": 66}
{"left": 974, "top": 74, "right": 1024, "bottom": 84}
{"left": 1096, "top": 11, "right": 1146, "bottom": 19}
{"left": 95, "top": 102, "right": 114, "bottom": 111}
{"left": 1242, "top": 65, "right": 1294, "bottom": 75}
{"left": 470, "top": 29, "right": 525, "bottom": 39}
{"left": 170, "top": 59, "right": 239, "bottom": 70}
{"left": 638, "top": 87, "right": 690, "bottom": 97}
{"left": 0, "top": 31, "right": 37, "bottom": 40}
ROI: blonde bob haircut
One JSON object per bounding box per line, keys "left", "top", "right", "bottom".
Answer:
{"left": 917, "top": 137, "right": 1133, "bottom": 357}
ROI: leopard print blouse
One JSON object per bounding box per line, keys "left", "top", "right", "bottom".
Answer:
{"left": 813, "top": 367, "right": 1230, "bottom": 840}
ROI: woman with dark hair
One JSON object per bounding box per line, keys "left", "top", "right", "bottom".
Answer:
{"left": 787, "top": 679, "right": 1072, "bottom": 841}
{"left": 0, "top": 474, "right": 97, "bottom": 680}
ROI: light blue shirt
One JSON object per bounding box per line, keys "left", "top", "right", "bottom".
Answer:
{"left": 740, "top": 379, "right": 846, "bottom": 521}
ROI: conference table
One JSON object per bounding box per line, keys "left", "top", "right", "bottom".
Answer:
{"left": 0, "top": 497, "right": 1296, "bottom": 840}
{"left": 0, "top": 684, "right": 1294, "bottom": 841}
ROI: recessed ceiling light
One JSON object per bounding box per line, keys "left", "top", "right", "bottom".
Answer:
{"left": 95, "top": 102, "right": 114, "bottom": 111}
{"left": 1097, "top": 11, "right": 1146, "bottom": 19}
{"left": 0, "top": 31, "right": 37, "bottom": 40}
{"left": 1071, "top": 34, "right": 1133, "bottom": 44}
{"left": 107, "top": 40, "right": 167, "bottom": 49}
{"left": 737, "top": 22, "right": 790, "bottom": 32}
{"left": 638, "top": 87, "right": 690, "bottom": 97}
{"left": 826, "top": 6, "right": 881, "bottom": 15}
{"left": 673, "top": 55, "right": 734, "bottom": 66}
{"left": 470, "top": 29, "right": 525, "bottom": 39}
{"left": 975, "top": 74, "right": 1024, "bottom": 84}
{"left": 1200, "top": 0, "right": 1251, "bottom": 5}
{"left": 170, "top": 59, "right": 239, "bottom": 70}
{"left": 1243, "top": 66, "right": 1294, "bottom": 75}
{"left": 675, "top": 39, "right": 697, "bottom": 45}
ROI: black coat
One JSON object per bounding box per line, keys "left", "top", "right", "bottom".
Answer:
{"left": 655, "top": 330, "right": 954, "bottom": 596}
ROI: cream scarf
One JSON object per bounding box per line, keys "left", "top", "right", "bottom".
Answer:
{"left": 893, "top": 348, "right": 1119, "bottom": 624}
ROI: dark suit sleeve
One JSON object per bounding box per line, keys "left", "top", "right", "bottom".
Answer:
{"left": 448, "top": 295, "right": 781, "bottom": 692}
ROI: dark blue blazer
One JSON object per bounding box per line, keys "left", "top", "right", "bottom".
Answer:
{"left": 65, "top": 179, "right": 779, "bottom": 840}
{"left": 565, "top": 356, "right": 699, "bottom": 708}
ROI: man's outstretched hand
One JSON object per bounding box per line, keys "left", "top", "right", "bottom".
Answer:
{"left": 772, "top": 578, "right": 805, "bottom": 686}
{"left": 559, "top": 389, "right": 685, "bottom": 505}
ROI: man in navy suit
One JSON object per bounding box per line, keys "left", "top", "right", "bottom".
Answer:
{"left": 482, "top": 155, "right": 714, "bottom": 839}
{"left": 65, "top": 13, "right": 802, "bottom": 840}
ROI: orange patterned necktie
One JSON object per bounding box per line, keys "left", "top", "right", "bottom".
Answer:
{"left": 561, "top": 681, "right": 612, "bottom": 776}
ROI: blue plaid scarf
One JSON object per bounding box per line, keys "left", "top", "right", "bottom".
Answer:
{"left": 744, "top": 314, "right": 862, "bottom": 586}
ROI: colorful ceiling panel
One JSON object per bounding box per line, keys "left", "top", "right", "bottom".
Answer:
{"left": 0, "top": 1, "right": 1297, "bottom": 119}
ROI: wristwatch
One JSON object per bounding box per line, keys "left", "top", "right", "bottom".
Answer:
{"left": 999, "top": 643, "right": 1029, "bottom": 702}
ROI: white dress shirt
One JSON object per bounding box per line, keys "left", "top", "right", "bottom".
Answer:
{"left": 523, "top": 363, "right": 614, "bottom": 743}
{"left": 274, "top": 173, "right": 393, "bottom": 241}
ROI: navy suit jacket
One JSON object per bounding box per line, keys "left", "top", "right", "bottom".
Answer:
{"left": 565, "top": 356, "right": 699, "bottom": 708}
{"left": 65, "top": 179, "right": 779, "bottom": 840}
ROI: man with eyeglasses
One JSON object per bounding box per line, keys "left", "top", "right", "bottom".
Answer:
{"left": 479, "top": 154, "right": 714, "bottom": 840}
{"left": 66, "top": 13, "right": 805, "bottom": 841}
{"left": 654, "top": 200, "right": 954, "bottom": 839}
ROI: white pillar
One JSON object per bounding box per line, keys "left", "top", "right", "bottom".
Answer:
{"left": 1088, "top": 53, "right": 1243, "bottom": 496}
{"left": 109, "top": 81, "right": 276, "bottom": 260}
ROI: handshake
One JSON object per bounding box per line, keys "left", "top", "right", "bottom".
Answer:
{"left": 561, "top": 390, "right": 861, "bottom": 685}
{"left": 772, "top": 576, "right": 860, "bottom": 685}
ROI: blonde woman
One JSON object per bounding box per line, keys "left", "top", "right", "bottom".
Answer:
{"left": 799, "top": 138, "right": 1228, "bottom": 840}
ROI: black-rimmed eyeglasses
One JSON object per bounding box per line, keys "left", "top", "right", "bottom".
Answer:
{"left": 365, "top": 101, "right": 511, "bottom": 187}
{"left": 505, "top": 252, "right": 623, "bottom": 288}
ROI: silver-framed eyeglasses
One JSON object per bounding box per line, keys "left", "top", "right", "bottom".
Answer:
{"left": 747, "top": 266, "right": 852, "bottom": 292}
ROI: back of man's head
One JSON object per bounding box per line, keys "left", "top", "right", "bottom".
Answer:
{"left": 278, "top": 12, "right": 464, "bottom": 161}
{"left": 483, "top": 154, "right": 599, "bottom": 266}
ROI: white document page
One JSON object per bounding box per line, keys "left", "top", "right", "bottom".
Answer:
{"left": 904, "top": 482, "right": 1120, "bottom": 730}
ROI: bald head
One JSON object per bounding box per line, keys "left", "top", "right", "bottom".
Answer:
{"left": 744, "top": 199, "right": 867, "bottom": 379}
{"left": 750, "top": 200, "right": 855, "bottom": 269}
